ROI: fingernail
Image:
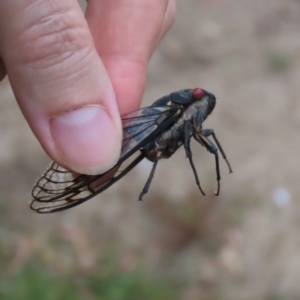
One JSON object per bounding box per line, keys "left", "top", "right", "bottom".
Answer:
{"left": 50, "top": 105, "right": 121, "bottom": 175}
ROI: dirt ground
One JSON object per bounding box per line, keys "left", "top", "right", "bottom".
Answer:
{"left": 1, "top": 0, "right": 300, "bottom": 299}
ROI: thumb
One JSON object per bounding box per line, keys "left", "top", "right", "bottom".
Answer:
{"left": 0, "top": 0, "right": 122, "bottom": 175}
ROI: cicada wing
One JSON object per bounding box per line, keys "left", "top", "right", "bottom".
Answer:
{"left": 31, "top": 153, "right": 145, "bottom": 213}
{"left": 31, "top": 104, "right": 179, "bottom": 213}
{"left": 31, "top": 163, "right": 117, "bottom": 213}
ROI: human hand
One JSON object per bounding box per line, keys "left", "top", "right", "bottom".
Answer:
{"left": 0, "top": 0, "right": 175, "bottom": 174}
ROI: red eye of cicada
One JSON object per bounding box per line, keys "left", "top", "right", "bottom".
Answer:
{"left": 192, "top": 88, "right": 205, "bottom": 100}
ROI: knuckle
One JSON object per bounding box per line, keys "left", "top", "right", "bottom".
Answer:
{"left": 12, "top": 7, "right": 92, "bottom": 70}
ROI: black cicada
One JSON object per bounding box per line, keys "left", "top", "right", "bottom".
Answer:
{"left": 31, "top": 88, "right": 232, "bottom": 213}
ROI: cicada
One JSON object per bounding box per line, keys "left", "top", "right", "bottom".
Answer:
{"left": 31, "top": 88, "right": 232, "bottom": 213}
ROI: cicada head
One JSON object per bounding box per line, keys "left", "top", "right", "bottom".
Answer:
{"left": 192, "top": 88, "right": 216, "bottom": 117}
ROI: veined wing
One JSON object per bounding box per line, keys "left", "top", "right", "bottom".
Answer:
{"left": 31, "top": 153, "right": 144, "bottom": 213}
{"left": 31, "top": 104, "right": 179, "bottom": 213}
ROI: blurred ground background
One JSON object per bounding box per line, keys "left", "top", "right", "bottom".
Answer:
{"left": 1, "top": 0, "right": 300, "bottom": 299}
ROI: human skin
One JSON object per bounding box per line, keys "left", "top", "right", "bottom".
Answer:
{"left": 0, "top": 0, "right": 175, "bottom": 174}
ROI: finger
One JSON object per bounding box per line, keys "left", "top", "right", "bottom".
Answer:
{"left": 86, "top": 0, "right": 175, "bottom": 115}
{"left": 0, "top": 0, "right": 122, "bottom": 175}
